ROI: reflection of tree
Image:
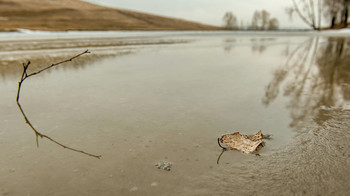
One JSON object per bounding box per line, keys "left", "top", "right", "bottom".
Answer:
{"left": 223, "top": 38, "right": 236, "bottom": 52}
{"left": 251, "top": 44, "right": 267, "bottom": 53}
{"left": 263, "top": 37, "right": 350, "bottom": 127}
{"left": 250, "top": 38, "right": 276, "bottom": 54}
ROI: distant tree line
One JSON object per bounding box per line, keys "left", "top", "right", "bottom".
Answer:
{"left": 222, "top": 10, "right": 279, "bottom": 30}
{"left": 223, "top": 1, "right": 350, "bottom": 31}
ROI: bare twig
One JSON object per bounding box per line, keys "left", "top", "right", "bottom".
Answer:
{"left": 16, "top": 50, "right": 101, "bottom": 159}
{"left": 216, "top": 149, "right": 227, "bottom": 165}
{"left": 217, "top": 138, "right": 227, "bottom": 164}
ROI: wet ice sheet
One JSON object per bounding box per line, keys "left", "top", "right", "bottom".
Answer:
{"left": 0, "top": 32, "right": 349, "bottom": 195}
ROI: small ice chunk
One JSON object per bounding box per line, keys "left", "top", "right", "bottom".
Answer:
{"left": 155, "top": 161, "right": 172, "bottom": 171}
{"left": 129, "top": 186, "right": 138, "bottom": 192}
{"left": 320, "top": 105, "right": 332, "bottom": 110}
{"left": 151, "top": 182, "right": 158, "bottom": 187}
{"left": 342, "top": 105, "right": 350, "bottom": 110}
{"left": 262, "top": 133, "right": 273, "bottom": 140}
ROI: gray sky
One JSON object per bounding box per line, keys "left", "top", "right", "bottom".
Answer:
{"left": 84, "top": 0, "right": 310, "bottom": 29}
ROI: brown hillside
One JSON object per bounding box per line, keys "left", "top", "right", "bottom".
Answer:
{"left": 0, "top": 0, "right": 220, "bottom": 31}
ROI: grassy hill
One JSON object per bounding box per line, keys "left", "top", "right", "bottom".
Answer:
{"left": 0, "top": 0, "right": 220, "bottom": 31}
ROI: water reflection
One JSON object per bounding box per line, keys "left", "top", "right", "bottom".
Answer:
{"left": 251, "top": 37, "right": 275, "bottom": 54}
{"left": 15, "top": 50, "right": 101, "bottom": 158}
{"left": 263, "top": 37, "right": 350, "bottom": 128}
{"left": 223, "top": 37, "right": 276, "bottom": 53}
{"left": 223, "top": 38, "right": 236, "bottom": 52}
{"left": 0, "top": 37, "right": 186, "bottom": 81}
{"left": 2, "top": 33, "right": 350, "bottom": 195}
{"left": 0, "top": 51, "right": 132, "bottom": 81}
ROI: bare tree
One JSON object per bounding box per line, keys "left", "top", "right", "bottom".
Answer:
{"left": 323, "top": 0, "right": 350, "bottom": 28}
{"left": 251, "top": 10, "right": 279, "bottom": 30}
{"left": 223, "top": 12, "right": 238, "bottom": 29}
{"left": 286, "top": 0, "right": 323, "bottom": 30}
{"left": 261, "top": 10, "right": 271, "bottom": 29}
{"left": 251, "top": 10, "right": 262, "bottom": 30}
{"left": 343, "top": 0, "right": 350, "bottom": 27}
{"left": 323, "top": 0, "right": 343, "bottom": 28}
{"left": 268, "top": 18, "right": 280, "bottom": 30}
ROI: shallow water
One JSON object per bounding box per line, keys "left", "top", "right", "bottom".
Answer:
{"left": 0, "top": 32, "right": 349, "bottom": 195}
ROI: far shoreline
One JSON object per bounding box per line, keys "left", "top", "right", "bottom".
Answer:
{"left": 1, "top": 28, "right": 350, "bottom": 38}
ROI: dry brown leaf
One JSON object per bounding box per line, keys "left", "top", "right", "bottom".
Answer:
{"left": 218, "top": 130, "right": 264, "bottom": 154}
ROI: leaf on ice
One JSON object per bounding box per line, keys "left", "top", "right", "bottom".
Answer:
{"left": 218, "top": 130, "right": 265, "bottom": 154}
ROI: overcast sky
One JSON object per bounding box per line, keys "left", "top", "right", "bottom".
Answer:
{"left": 84, "top": 0, "right": 310, "bottom": 29}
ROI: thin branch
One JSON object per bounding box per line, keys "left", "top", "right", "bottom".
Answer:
{"left": 309, "top": 0, "right": 316, "bottom": 26}
{"left": 292, "top": 0, "right": 316, "bottom": 29}
{"left": 16, "top": 50, "right": 101, "bottom": 159}
{"left": 318, "top": 0, "right": 322, "bottom": 29}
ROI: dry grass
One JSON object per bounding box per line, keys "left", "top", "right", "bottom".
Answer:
{"left": 0, "top": 0, "right": 221, "bottom": 31}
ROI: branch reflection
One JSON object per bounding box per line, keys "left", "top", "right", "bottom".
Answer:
{"left": 263, "top": 37, "right": 350, "bottom": 128}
